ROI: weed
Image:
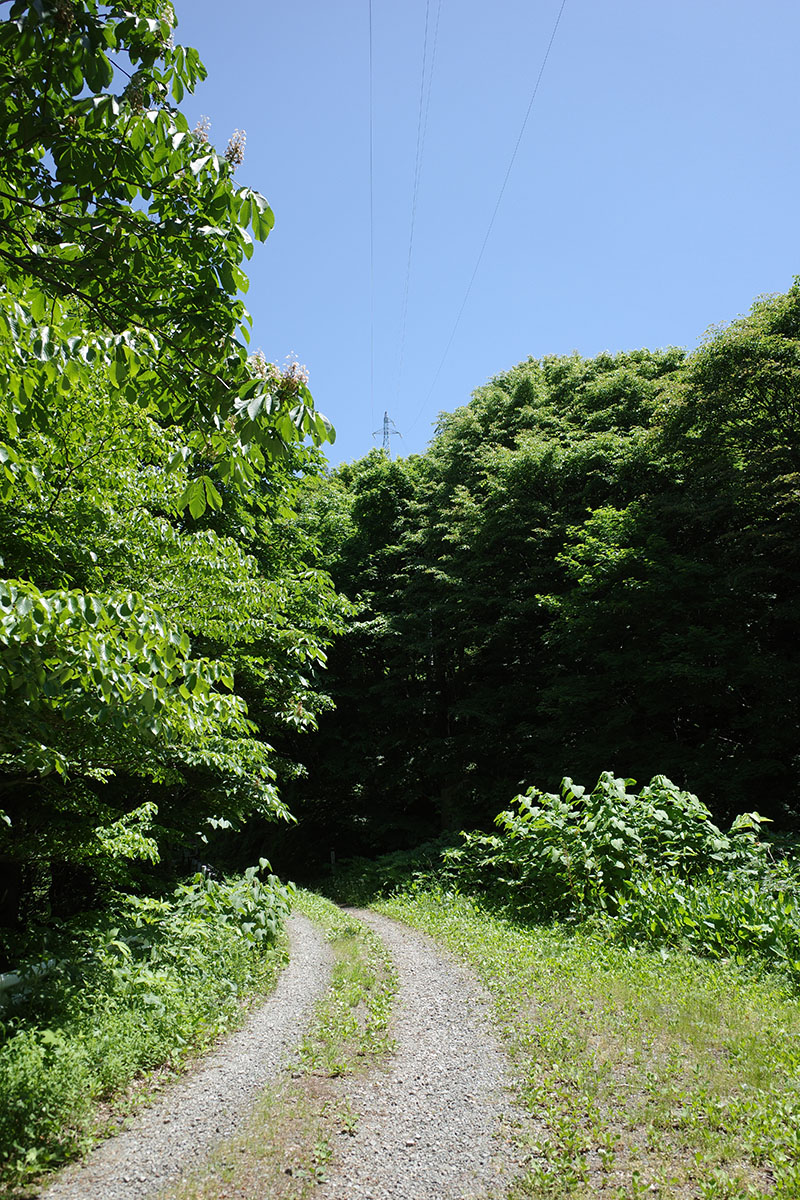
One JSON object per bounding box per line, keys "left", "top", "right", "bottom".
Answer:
{"left": 0, "top": 867, "right": 291, "bottom": 1188}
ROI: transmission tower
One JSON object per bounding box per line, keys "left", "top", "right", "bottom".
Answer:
{"left": 373, "top": 411, "right": 402, "bottom": 457}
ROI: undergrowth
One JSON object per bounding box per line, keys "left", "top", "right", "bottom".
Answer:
{"left": 325, "top": 773, "right": 800, "bottom": 989}
{"left": 380, "top": 888, "right": 800, "bottom": 1200}
{"left": 320, "top": 772, "right": 800, "bottom": 1197}
{"left": 0, "top": 864, "right": 292, "bottom": 1189}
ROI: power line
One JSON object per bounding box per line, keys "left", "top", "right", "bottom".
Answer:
{"left": 395, "top": 0, "right": 441, "bottom": 405}
{"left": 421, "top": 0, "right": 442, "bottom": 172}
{"left": 368, "top": 0, "right": 375, "bottom": 433}
{"left": 406, "top": 0, "right": 568, "bottom": 436}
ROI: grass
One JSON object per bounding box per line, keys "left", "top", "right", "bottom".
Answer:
{"left": 162, "top": 891, "right": 397, "bottom": 1200}
{"left": 9, "top": 876, "right": 795, "bottom": 1200}
{"left": 376, "top": 888, "right": 800, "bottom": 1200}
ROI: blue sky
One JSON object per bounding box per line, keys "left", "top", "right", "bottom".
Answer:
{"left": 175, "top": 0, "right": 800, "bottom": 465}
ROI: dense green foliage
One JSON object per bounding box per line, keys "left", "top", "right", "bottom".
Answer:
{"left": 0, "top": 2, "right": 344, "bottom": 935}
{"left": 446, "top": 773, "right": 770, "bottom": 915}
{"left": 325, "top": 770, "right": 800, "bottom": 988}
{"left": 291, "top": 284, "right": 800, "bottom": 865}
{"left": 0, "top": 1, "right": 331, "bottom": 477}
{"left": 449, "top": 772, "right": 800, "bottom": 983}
{"left": 0, "top": 865, "right": 292, "bottom": 1184}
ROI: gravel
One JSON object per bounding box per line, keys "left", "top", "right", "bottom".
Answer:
{"left": 319, "top": 909, "right": 522, "bottom": 1200}
{"left": 36, "top": 905, "right": 526, "bottom": 1200}
{"left": 38, "top": 915, "right": 333, "bottom": 1200}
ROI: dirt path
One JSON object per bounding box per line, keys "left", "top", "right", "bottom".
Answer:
{"left": 35, "top": 906, "right": 523, "bottom": 1200}
{"left": 37, "top": 916, "right": 333, "bottom": 1200}
{"left": 318, "top": 909, "right": 521, "bottom": 1200}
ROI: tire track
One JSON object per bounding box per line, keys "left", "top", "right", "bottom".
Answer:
{"left": 320, "top": 909, "right": 521, "bottom": 1200}
{"left": 38, "top": 915, "right": 333, "bottom": 1200}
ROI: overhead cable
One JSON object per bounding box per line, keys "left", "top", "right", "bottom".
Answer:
{"left": 406, "top": 0, "right": 568, "bottom": 435}
{"left": 368, "top": 0, "right": 375, "bottom": 432}
{"left": 395, "top": 0, "right": 442, "bottom": 406}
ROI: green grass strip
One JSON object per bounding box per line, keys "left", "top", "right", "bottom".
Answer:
{"left": 165, "top": 891, "right": 397, "bottom": 1200}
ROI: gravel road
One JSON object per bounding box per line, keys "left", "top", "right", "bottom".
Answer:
{"left": 320, "top": 909, "right": 521, "bottom": 1200}
{"left": 37, "top": 915, "right": 333, "bottom": 1200}
{"left": 36, "top": 906, "right": 524, "bottom": 1200}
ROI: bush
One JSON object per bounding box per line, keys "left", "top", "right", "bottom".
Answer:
{"left": 442, "top": 771, "right": 800, "bottom": 985}
{"left": 172, "top": 860, "right": 293, "bottom": 946}
{"left": 443, "top": 772, "right": 770, "bottom": 918}
{"left": 612, "top": 869, "right": 800, "bottom": 980}
{"left": 0, "top": 864, "right": 292, "bottom": 1185}
{"left": 321, "top": 838, "right": 458, "bottom": 906}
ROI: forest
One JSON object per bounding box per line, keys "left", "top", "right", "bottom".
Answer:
{"left": 286, "top": 303, "right": 800, "bottom": 868}
{"left": 1, "top": 3, "right": 800, "bottom": 1194}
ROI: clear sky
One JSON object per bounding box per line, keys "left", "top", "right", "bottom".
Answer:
{"left": 174, "top": 0, "right": 800, "bottom": 465}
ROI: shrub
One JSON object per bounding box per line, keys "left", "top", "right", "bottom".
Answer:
{"left": 612, "top": 869, "right": 800, "bottom": 980}
{"left": 0, "top": 864, "right": 292, "bottom": 1185}
{"left": 444, "top": 772, "right": 770, "bottom": 918}
{"left": 321, "top": 838, "right": 458, "bottom": 906}
{"left": 442, "top": 771, "right": 800, "bottom": 984}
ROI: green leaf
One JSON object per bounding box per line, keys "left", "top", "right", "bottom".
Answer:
{"left": 202, "top": 475, "right": 222, "bottom": 511}
{"left": 188, "top": 481, "right": 206, "bottom": 519}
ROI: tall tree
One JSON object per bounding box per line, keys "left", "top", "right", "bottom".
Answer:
{"left": 540, "top": 285, "right": 800, "bottom": 816}
{"left": 0, "top": 1, "right": 340, "bottom": 929}
{"left": 296, "top": 292, "right": 800, "bottom": 854}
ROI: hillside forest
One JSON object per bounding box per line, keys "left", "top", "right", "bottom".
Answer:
{"left": 2, "top": 3, "right": 800, "bottom": 1191}
{"left": 284, "top": 298, "right": 800, "bottom": 868}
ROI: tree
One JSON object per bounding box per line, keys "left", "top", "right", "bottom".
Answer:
{"left": 280, "top": 452, "right": 427, "bottom": 868}
{"left": 295, "top": 304, "right": 800, "bottom": 847}
{"left": 535, "top": 287, "right": 800, "bottom": 819}
{"left": 0, "top": 1, "right": 332, "bottom": 497}
{"left": 0, "top": 1, "right": 341, "bottom": 930}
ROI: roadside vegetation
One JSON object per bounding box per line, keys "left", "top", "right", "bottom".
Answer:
{"left": 0, "top": 866, "right": 292, "bottom": 1190}
{"left": 326, "top": 772, "right": 800, "bottom": 986}
{"left": 0, "top": 0, "right": 343, "bottom": 956}
{"left": 324, "top": 771, "right": 800, "bottom": 1199}
{"left": 379, "top": 889, "right": 800, "bottom": 1200}
{"left": 0, "top": 7, "right": 342, "bottom": 1189}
